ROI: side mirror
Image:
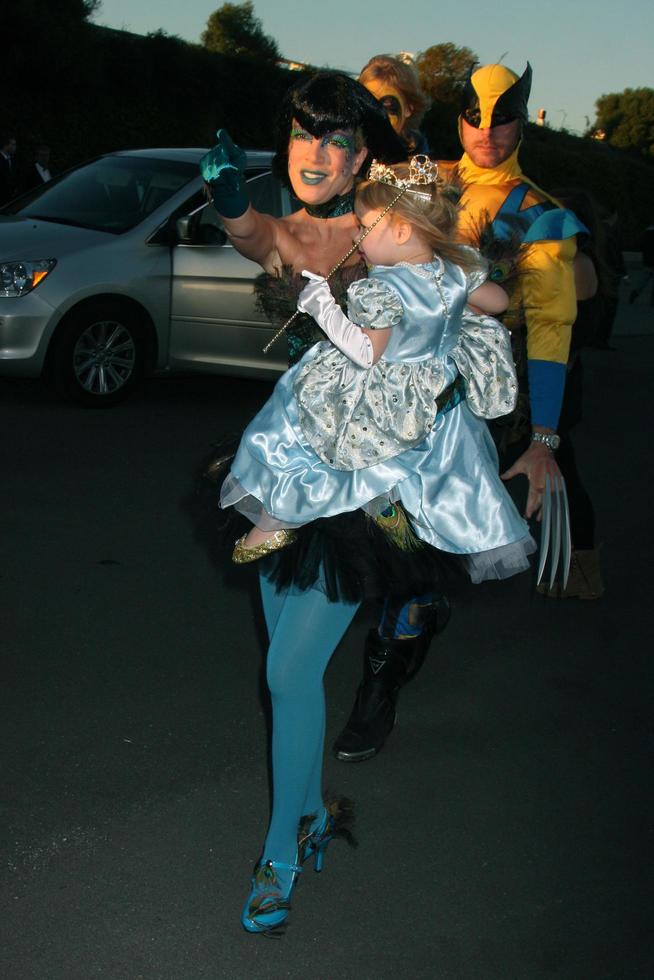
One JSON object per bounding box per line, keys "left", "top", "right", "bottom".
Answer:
{"left": 176, "top": 216, "right": 193, "bottom": 243}
{"left": 174, "top": 215, "right": 227, "bottom": 246}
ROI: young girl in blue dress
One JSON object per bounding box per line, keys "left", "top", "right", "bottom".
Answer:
{"left": 221, "top": 157, "right": 534, "bottom": 584}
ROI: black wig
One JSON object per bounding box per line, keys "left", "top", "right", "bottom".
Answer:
{"left": 273, "top": 71, "right": 406, "bottom": 185}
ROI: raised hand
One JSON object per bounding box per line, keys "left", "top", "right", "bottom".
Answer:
{"left": 199, "top": 130, "right": 250, "bottom": 219}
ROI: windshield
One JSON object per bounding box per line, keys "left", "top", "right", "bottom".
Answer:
{"left": 4, "top": 156, "right": 199, "bottom": 233}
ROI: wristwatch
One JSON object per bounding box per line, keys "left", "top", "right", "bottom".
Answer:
{"left": 531, "top": 431, "right": 561, "bottom": 451}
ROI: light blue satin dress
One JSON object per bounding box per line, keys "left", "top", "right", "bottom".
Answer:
{"left": 222, "top": 258, "right": 535, "bottom": 582}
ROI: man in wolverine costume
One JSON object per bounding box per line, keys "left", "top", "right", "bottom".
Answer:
{"left": 333, "top": 61, "right": 587, "bottom": 763}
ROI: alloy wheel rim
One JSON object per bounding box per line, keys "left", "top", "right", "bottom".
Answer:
{"left": 72, "top": 319, "right": 137, "bottom": 395}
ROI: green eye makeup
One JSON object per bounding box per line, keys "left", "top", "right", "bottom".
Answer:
{"left": 290, "top": 127, "right": 312, "bottom": 141}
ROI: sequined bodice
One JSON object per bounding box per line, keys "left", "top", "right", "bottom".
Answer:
{"left": 255, "top": 261, "right": 367, "bottom": 366}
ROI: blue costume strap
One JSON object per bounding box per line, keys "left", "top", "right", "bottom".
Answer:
{"left": 491, "top": 185, "right": 550, "bottom": 241}
{"left": 491, "top": 184, "right": 588, "bottom": 243}
{"left": 523, "top": 208, "right": 588, "bottom": 243}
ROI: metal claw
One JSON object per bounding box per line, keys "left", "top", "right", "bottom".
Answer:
{"left": 205, "top": 451, "right": 235, "bottom": 482}
{"left": 549, "top": 475, "right": 562, "bottom": 589}
{"left": 558, "top": 475, "right": 572, "bottom": 589}
{"left": 536, "top": 473, "right": 572, "bottom": 590}
{"left": 536, "top": 474, "right": 551, "bottom": 586}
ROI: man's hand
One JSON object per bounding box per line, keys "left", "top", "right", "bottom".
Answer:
{"left": 501, "top": 439, "right": 562, "bottom": 520}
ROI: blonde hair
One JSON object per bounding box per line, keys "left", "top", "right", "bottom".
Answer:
{"left": 358, "top": 55, "right": 430, "bottom": 132}
{"left": 355, "top": 162, "right": 476, "bottom": 271}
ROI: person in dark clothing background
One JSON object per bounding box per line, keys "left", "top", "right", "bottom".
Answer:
{"left": 20, "top": 143, "right": 53, "bottom": 193}
{"left": 628, "top": 225, "right": 654, "bottom": 307}
{"left": 0, "top": 132, "right": 18, "bottom": 205}
{"left": 592, "top": 210, "right": 625, "bottom": 349}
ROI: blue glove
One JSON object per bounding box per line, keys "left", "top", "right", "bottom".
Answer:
{"left": 199, "top": 130, "right": 250, "bottom": 219}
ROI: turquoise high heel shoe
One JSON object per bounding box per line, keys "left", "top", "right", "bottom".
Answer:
{"left": 241, "top": 856, "right": 303, "bottom": 936}
{"left": 299, "top": 797, "right": 357, "bottom": 872}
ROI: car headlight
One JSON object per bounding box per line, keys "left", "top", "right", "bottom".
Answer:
{"left": 0, "top": 259, "right": 57, "bottom": 297}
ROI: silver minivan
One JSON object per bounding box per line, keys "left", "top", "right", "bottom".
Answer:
{"left": 0, "top": 148, "right": 293, "bottom": 405}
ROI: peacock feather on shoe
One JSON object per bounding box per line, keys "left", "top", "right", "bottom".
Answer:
{"left": 241, "top": 856, "right": 303, "bottom": 937}
{"left": 247, "top": 863, "right": 291, "bottom": 918}
{"left": 299, "top": 795, "right": 358, "bottom": 860}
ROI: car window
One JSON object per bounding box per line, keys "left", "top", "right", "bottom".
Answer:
{"left": 191, "top": 169, "right": 284, "bottom": 245}
{"left": 248, "top": 170, "right": 282, "bottom": 216}
{"left": 7, "top": 156, "right": 199, "bottom": 234}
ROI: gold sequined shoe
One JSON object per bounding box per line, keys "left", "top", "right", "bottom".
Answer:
{"left": 232, "top": 529, "right": 297, "bottom": 564}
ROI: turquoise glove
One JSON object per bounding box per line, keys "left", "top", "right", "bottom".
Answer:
{"left": 199, "top": 130, "right": 250, "bottom": 219}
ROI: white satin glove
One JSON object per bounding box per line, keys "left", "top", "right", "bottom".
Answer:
{"left": 297, "top": 271, "right": 374, "bottom": 369}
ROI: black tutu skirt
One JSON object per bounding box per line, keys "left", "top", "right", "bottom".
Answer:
{"left": 196, "top": 441, "right": 458, "bottom": 604}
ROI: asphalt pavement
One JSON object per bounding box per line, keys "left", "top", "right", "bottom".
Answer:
{"left": 1, "top": 281, "right": 652, "bottom": 979}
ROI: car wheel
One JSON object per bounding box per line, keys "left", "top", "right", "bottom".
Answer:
{"left": 52, "top": 302, "right": 145, "bottom": 407}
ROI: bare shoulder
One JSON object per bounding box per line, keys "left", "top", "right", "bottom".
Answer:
{"left": 266, "top": 210, "right": 362, "bottom": 277}
{"left": 257, "top": 212, "right": 307, "bottom": 273}
{"left": 277, "top": 209, "right": 312, "bottom": 243}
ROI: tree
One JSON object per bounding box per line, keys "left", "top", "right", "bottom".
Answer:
{"left": 591, "top": 88, "right": 654, "bottom": 160}
{"left": 19, "top": 0, "right": 100, "bottom": 21}
{"left": 201, "top": 2, "right": 280, "bottom": 62}
{"left": 416, "top": 43, "right": 478, "bottom": 107}
{"left": 4, "top": 0, "right": 101, "bottom": 91}
{"left": 415, "top": 43, "right": 478, "bottom": 156}
{"left": 10, "top": 0, "right": 99, "bottom": 33}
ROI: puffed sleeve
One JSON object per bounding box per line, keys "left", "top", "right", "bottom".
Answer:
{"left": 346, "top": 276, "right": 404, "bottom": 329}
{"left": 461, "top": 246, "right": 489, "bottom": 293}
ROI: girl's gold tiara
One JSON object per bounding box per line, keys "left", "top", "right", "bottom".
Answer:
{"left": 367, "top": 154, "right": 439, "bottom": 201}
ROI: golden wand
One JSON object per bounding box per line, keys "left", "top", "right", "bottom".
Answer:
{"left": 262, "top": 188, "right": 405, "bottom": 354}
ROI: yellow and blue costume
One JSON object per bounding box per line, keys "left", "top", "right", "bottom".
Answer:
{"left": 444, "top": 64, "right": 586, "bottom": 434}
{"left": 330, "top": 64, "right": 588, "bottom": 767}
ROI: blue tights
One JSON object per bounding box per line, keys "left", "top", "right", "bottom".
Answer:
{"left": 258, "top": 570, "right": 359, "bottom": 870}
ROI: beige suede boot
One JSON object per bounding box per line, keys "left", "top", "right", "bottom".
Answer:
{"left": 537, "top": 547, "right": 604, "bottom": 600}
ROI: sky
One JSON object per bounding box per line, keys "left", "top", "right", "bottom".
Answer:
{"left": 94, "top": 0, "right": 653, "bottom": 136}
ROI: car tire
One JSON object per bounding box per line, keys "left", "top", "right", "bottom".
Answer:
{"left": 52, "top": 301, "right": 145, "bottom": 407}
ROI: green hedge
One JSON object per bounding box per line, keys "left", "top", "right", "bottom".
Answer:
{"left": 4, "top": 23, "right": 651, "bottom": 247}
{"left": 520, "top": 124, "right": 654, "bottom": 249}
{"left": 3, "top": 24, "right": 295, "bottom": 168}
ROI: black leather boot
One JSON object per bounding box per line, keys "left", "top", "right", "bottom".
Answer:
{"left": 332, "top": 595, "right": 450, "bottom": 762}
